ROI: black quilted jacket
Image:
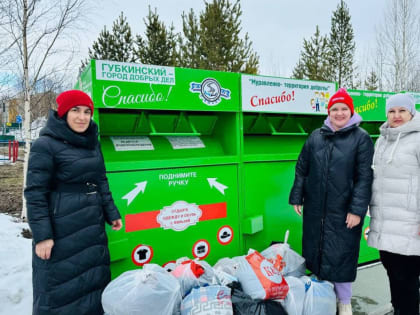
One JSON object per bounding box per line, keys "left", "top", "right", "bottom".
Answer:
{"left": 25, "top": 110, "right": 120, "bottom": 315}
{"left": 289, "top": 123, "right": 373, "bottom": 282}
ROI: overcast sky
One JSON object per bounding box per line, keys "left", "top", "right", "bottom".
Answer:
{"left": 78, "top": 0, "right": 389, "bottom": 78}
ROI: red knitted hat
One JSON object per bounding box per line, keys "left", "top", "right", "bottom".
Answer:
{"left": 56, "top": 90, "right": 94, "bottom": 117}
{"left": 327, "top": 88, "right": 354, "bottom": 115}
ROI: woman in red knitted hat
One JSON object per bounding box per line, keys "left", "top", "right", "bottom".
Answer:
{"left": 289, "top": 88, "right": 374, "bottom": 315}
{"left": 25, "top": 90, "right": 122, "bottom": 315}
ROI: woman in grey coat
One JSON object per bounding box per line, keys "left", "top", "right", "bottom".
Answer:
{"left": 368, "top": 93, "right": 420, "bottom": 315}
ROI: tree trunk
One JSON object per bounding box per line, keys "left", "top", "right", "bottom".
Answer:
{"left": 21, "top": 0, "right": 30, "bottom": 220}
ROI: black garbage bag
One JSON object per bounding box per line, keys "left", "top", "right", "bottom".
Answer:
{"left": 228, "top": 282, "right": 288, "bottom": 315}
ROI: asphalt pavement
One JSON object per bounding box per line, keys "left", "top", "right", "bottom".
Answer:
{"left": 352, "top": 262, "right": 393, "bottom": 315}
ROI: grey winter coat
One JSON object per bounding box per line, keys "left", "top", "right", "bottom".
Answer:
{"left": 289, "top": 113, "right": 374, "bottom": 282}
{"left": 25, "top": 110, "right": 121, "bottom": 315}
{"left": 368, "top": 114, "right": 420, "bottom": 256}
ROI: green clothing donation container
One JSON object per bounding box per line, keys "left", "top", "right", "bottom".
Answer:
{"left": 76, "top": 60, "right": 242, "bottom": 278}
{"left": 238, "top": 79, "right": 390, "bottom": 265}
{"left": 74, "top": 60, "right": 400, "bottom": 278}
{"left": 240, "top": 74, "right": 335, "bottom": 257}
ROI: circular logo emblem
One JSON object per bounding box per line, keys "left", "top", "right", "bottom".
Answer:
{"left": 364, "top": 227, "right": 370, "bottom": 241}
{"left": 217, "top": 225, "right": 234, "bottom": 245}
{"left": 192, "top": 239, "right": 210, "bottom": 259}
{"left": 131, "top": 244, "right": 153, "bottom": 266}
{"left": 201, "top": 78, "right": 221, "bottom": 106}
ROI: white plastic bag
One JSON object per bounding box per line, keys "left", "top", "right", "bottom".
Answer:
{"left": 213, "top": 257, "right": 239, "bottom": 285}
{"left": 181, "top": 285, "right": 233, "bottom": 315}
{"left": 162, "top": 256, "right": 191, "bottom": 272}
{"left": 214, "top": 269, "right": 238, "bottom": 286}
{"left": 261, "top": 243, "right": 306, "bottom": 277}
{"left": 278, "top": 276, "right": 306, "bottom": 315}
{"left": 213, "top": 257, "right": 239, "bottom": 276}
{"left": 235, "top": 249, "right": 289, "bottom": 300}
{"left": 102, "top": 264, "right": 182, "bottom": 315}
{"left": 300, "top": 276, "right": 336, "bottom": 315}
{"left": 171, "top": 259, "right": 216, "bottom": 297}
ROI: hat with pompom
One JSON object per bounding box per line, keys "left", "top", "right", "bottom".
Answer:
{"left": 327, "top": 88, "right": 354, "bottom": 115}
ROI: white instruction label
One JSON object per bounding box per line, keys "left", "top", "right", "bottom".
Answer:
{"left": 111, "top": 136, "right": 154, "bottom": 151}
{"left": 157, "top": 200, "right": 202, "bottom": 231}
{"left": 166, "top": 136, "right": 205, "bottom": 150}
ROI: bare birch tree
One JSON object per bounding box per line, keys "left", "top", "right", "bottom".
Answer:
{"left": 375, "top": 0, "right": 420, "bottom": 91}
{"left": 0, "top": 0, "right": 90, "bottom": 218}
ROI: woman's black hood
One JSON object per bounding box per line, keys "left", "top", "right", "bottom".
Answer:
{"left": 39, "top": 109, "right": 98, "bottom": 149}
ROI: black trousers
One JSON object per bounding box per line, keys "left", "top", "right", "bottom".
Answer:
{"left": 380, "top": 250, "right": 420, "bottom": 315}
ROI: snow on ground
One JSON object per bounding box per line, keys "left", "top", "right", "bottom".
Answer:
{"left": 0, "top": 214, "right": 32, "bottom": 315}
{"left": 0, "top": 155, "right": 11, "bottom": 165}
{"left": 0, "top": 154, "right": 15, "bottom": 166}
{"left": 2, "top": 115, "right": 47, "bottom": 142}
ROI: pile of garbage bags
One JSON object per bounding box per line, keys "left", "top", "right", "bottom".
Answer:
{"left": 102, "top": 242, "right": 337, "bottom": 315}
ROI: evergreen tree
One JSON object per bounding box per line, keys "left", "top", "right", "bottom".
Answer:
{"left": 135, "top": 7, "right": 179, "bottom": 66}
{"left": 350, "top": 71, "right": 361, "bottom": 89}
{"left": 179, "top": 9, "right": 201, "bottom": 68}
{"left": 292, "top": 26, "right": 332, "bottom": 81}
{"left": 180, "top": 0, "right": 259, "bottom": 74}
{"left": 292, "top": 59, "right": 306, "bottom": 79}
{"left": 111, "top": 12, "right": 136, "bottom": 62}
{"left": 82, "top": 12, "right": 135, "bottom": 69}
{"left": 364, "top": 70, "right": 379, "bottom": 90}
{"left": 81, "top": 27, "right": 114, "bottom": 68}
{"left": 329, "top": 0, "right": 355, "bottom": 87}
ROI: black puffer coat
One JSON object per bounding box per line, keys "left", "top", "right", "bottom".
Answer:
{"left": 289, "top": 120, "right": 373, "bottom": 282}
{"left": 25, "top": 110, "right": 121, "bottom": 315}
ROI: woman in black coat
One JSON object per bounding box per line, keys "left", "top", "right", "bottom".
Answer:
{"left": 289, "top": 88, "right": 373, "bottom": 315}
{"left": 24, "top": 90, "right": 122, "bottom": 315}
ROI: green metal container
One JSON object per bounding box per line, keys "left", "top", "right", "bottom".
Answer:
{"left": 240, "top": 74, "right": 336, "bottom": 257}
{"left": 75, "top": 60, "right": 397, "bottom": 278}
{"left": 408, "top": 91, "right": 420, "bottom": 111}
{"left": 76, "top": 60, "right": 242, "bottom": 278}
{"left": 238, "top": 80, "right": 390, "bottom": 265}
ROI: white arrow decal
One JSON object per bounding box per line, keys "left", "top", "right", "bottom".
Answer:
{"left": 122, "top": 181, "right": 147, "bottom": 206}
{"left": 207, "top": 178, "right": 228, "bottom": 195}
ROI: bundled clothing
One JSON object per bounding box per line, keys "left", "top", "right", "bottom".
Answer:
{"left": 289, "top": 113, "right": 374, "bottom": 282}
{"left": 368, "top": 114, "right": 420, "bottom": 314}
{"left": 25, "top": 110, "right": 121, "bottom": 315}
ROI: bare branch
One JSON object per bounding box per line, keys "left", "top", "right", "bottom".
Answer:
{"left": 375, "top": 0, "right": 420, "bottom": 91}
{"left": 0, "top": 0, "right": 92, "bottom": 218}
